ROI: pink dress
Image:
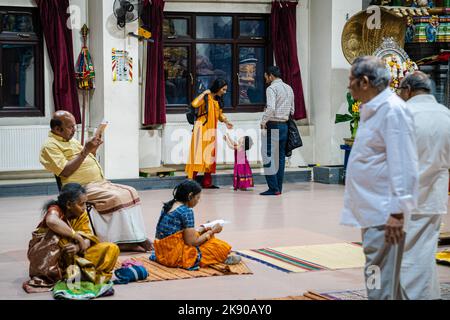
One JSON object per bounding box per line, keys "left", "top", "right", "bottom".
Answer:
{"left": 233, "top": 148, "right": 254, "bottom": 190}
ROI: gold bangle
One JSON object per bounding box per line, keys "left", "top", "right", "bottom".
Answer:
{"left": 71, "top": 229, "right": 77, "bottom": 239}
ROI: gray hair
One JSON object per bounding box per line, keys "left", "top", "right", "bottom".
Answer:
{"left": 351, "top": 56, "right": 391, "bottom": 92}
{"left": 399, "top": 71, "right": 432, "bottom": 93}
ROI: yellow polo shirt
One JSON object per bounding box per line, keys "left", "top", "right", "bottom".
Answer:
{"left": 39, "top": 132, "right": 104, "bottom": 186}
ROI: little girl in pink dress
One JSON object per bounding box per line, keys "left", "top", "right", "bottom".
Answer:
{"left": 224, "top": 134, "right": 254, "bottom": 191}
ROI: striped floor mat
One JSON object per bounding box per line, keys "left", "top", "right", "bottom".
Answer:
{"left": 115, "top": 255, "right": 252, "bottom": 282}
{"left": 237, "top": 243, "right": 365, "bottom": 273}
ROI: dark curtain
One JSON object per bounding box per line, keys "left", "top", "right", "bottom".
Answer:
{"left": 35, "top": 0, "right": 81, "bottom": 123}
{"left": 142, "top": 0, "right": 166, "bottom": 125}
{"left": 271, "top": 1, "right": 307, "bottom": 120}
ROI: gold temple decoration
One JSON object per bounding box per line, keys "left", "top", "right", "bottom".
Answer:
{"left": 342, "top": 7, "right": 407, "bottom": 64}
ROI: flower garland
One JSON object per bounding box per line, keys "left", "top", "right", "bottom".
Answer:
{"left": 385, "top": 55, "right": 402, "bottom": 91}
{"left": 384, "top": 55, "right": 419, "bottom": 92}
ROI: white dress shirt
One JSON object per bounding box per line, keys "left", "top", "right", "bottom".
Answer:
{"left": 407, "top": 94, "right": 450, "bottom": 215}
{"left": 341, "top": 88, "right": 419, "bottom": 229}
{"left": 261, "top": 79, "right": 295, "bottom": 126}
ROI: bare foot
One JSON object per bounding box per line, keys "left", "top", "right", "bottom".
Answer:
{"left": 118, "top": 243, "right": 146, "bottom": 253}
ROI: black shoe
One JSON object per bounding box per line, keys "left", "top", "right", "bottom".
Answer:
{"left": 259, "top": 190, "right": 281, "bottom": 196}
{"left": 204, "top": 185, "right": 220, "bottom": 189}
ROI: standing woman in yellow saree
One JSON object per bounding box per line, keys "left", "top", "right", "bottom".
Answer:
{"left": 25, "top": 183, "right": 119, "bottom": 291}
{"left": 185, "top": 78, "right": 234, "bottom": 188}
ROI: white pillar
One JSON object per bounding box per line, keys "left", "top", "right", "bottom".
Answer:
{"left": 88, "top": 0, "right": 140, "bottom": 179}
{"left": 310, "top": 0, "right": 362, "bottom": 165}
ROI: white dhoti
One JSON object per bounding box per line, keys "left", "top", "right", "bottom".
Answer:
{"left": 84, "top": 180, "right": 147, "bottom": 244}
{"left": 362, "top": 226, "right": 408, "bottom": 300}
{"left": 401, "top": 214, "right": 442, "bottom": 300}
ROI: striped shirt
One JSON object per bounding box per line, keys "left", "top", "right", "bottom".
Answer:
{"left": 261, "top": 79, "right": 295, "bottom": 126}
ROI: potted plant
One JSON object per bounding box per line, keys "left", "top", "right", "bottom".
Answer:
{"left": 335, "top": 92, "right": 361, "bottom": 146}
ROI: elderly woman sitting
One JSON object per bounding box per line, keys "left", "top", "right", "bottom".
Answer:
{"left": 24, "top": 183, "right": 119, "bottom": 295}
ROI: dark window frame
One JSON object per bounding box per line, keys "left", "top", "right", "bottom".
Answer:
{"left": 163, "top": 43, "right": 192, "bottom": 108}
{"left": 163, "top": 12, "right": 272, "bottom": 114}
{"left": 0, "top": 6, "right": 44, "bottom": 118}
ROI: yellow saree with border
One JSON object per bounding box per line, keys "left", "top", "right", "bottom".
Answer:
{"left": 185, "top": 94, "right": 229, "bottom": 178}
{"left": 27, "top": 206, "right": 119, "bottom": 288}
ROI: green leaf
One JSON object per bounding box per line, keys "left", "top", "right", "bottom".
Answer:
{"left": 335, "top": 114, "right": 353, "bottom": 124}
{"left": 346, "top": 92, "right": 355, "bottom": 114}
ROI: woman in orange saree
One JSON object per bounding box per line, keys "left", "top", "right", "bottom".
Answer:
{"left": 151, "top": 180, "right": 241, "bottom": 270}
{"left": 185, "top": 79, "right": 234, "bottom": 188}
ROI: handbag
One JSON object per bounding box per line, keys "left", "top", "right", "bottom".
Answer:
{"left": 286, "top": 116, "right": 303, "bottom": 157}
{"left": 186, "top": 94, "right": 209, "bottom": 126}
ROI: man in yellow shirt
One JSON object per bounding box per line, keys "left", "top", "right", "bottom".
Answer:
{"left": 40, "top": 111, "right": 151, "bottom": 252}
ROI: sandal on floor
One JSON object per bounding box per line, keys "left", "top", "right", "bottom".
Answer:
{"left": 224, "top": 254, "right": 241, "bottom": 265}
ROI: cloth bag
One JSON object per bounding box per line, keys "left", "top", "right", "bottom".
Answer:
{"left": 286, "top": 116, "right": 303, "bottom": 157}
{"left": 113, "top": 258, "right": 148, "bottom": 285}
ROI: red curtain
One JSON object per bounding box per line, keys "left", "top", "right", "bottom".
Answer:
{"left": 35, "top": 0, "right": 81, "bottom": 123}
{"left": 142, "top": 0, "right": 166, "bottom": 125}
{"left": 271, "top": 1, "right": 307, "bottom": 120}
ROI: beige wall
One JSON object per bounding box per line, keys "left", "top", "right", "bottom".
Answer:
{"left": 88, "top": 0, "right": 140, "bottom": 179}
{"left": 310, "top": 0, "right": 362, "bottom": 166}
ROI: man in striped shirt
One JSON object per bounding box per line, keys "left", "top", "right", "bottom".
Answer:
{"left": 260, "top": 66, "right": 295, "bottom": 196}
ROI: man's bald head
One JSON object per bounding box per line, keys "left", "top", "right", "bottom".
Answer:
{"left": 50, "top": 111, "right": 75, "bottom": 130}
{"left": 50, "top": 110, "right": 77, "bottom": 141}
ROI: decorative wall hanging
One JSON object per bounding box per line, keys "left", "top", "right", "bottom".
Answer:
{"left": 76, "top": 24, "right": 95, "bottom": 144}
{"left": 112, "top": 48, "right": 133, "bottom": 82}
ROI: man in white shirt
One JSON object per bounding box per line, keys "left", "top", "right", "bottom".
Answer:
{"left": 341, "top": 56, "right": 419, "bottom": 300}
{"left": 398, "top": 71, "right": 450, "bottom": 300}
{"left": 260, "top": 66, "right": 295, "bottom": 196}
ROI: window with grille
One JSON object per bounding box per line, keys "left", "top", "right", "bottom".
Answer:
{"left": 163, "top": 13, "right": 272, "bottom": 114}
{"left": 0, "top": 6, "right": 44, "bottom": 117}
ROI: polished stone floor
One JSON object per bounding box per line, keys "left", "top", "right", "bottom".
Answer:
{"left": 1, "top": 182, "right": 449, "bottom": 300}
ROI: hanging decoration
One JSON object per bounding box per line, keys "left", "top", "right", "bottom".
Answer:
{"left": 112, "top": 48, "right": 133, "bottom": 82}
{"left": 75, "top": 24, "right": 95, "bottom": 144}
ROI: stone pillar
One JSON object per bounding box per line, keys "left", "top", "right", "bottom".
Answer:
{"left": 310, "top": 0, "right": 362, "bottom": 166}
{"left": 88, "top": 0, "right": 140, "bottom": 179}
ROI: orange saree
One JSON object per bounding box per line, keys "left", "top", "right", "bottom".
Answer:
{"left": 185, "top": 94, "right": 229, "bottom": 179}
{"left": 153, "top": 231, "right": 231, "bottom": 269}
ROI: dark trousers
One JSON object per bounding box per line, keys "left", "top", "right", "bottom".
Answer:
{"left": 261, "top": 122, "right": 288, "bottom": 193}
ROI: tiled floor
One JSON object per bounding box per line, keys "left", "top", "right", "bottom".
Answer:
{"left": 1, "top": 182, "right": 449, "bottom": 300}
